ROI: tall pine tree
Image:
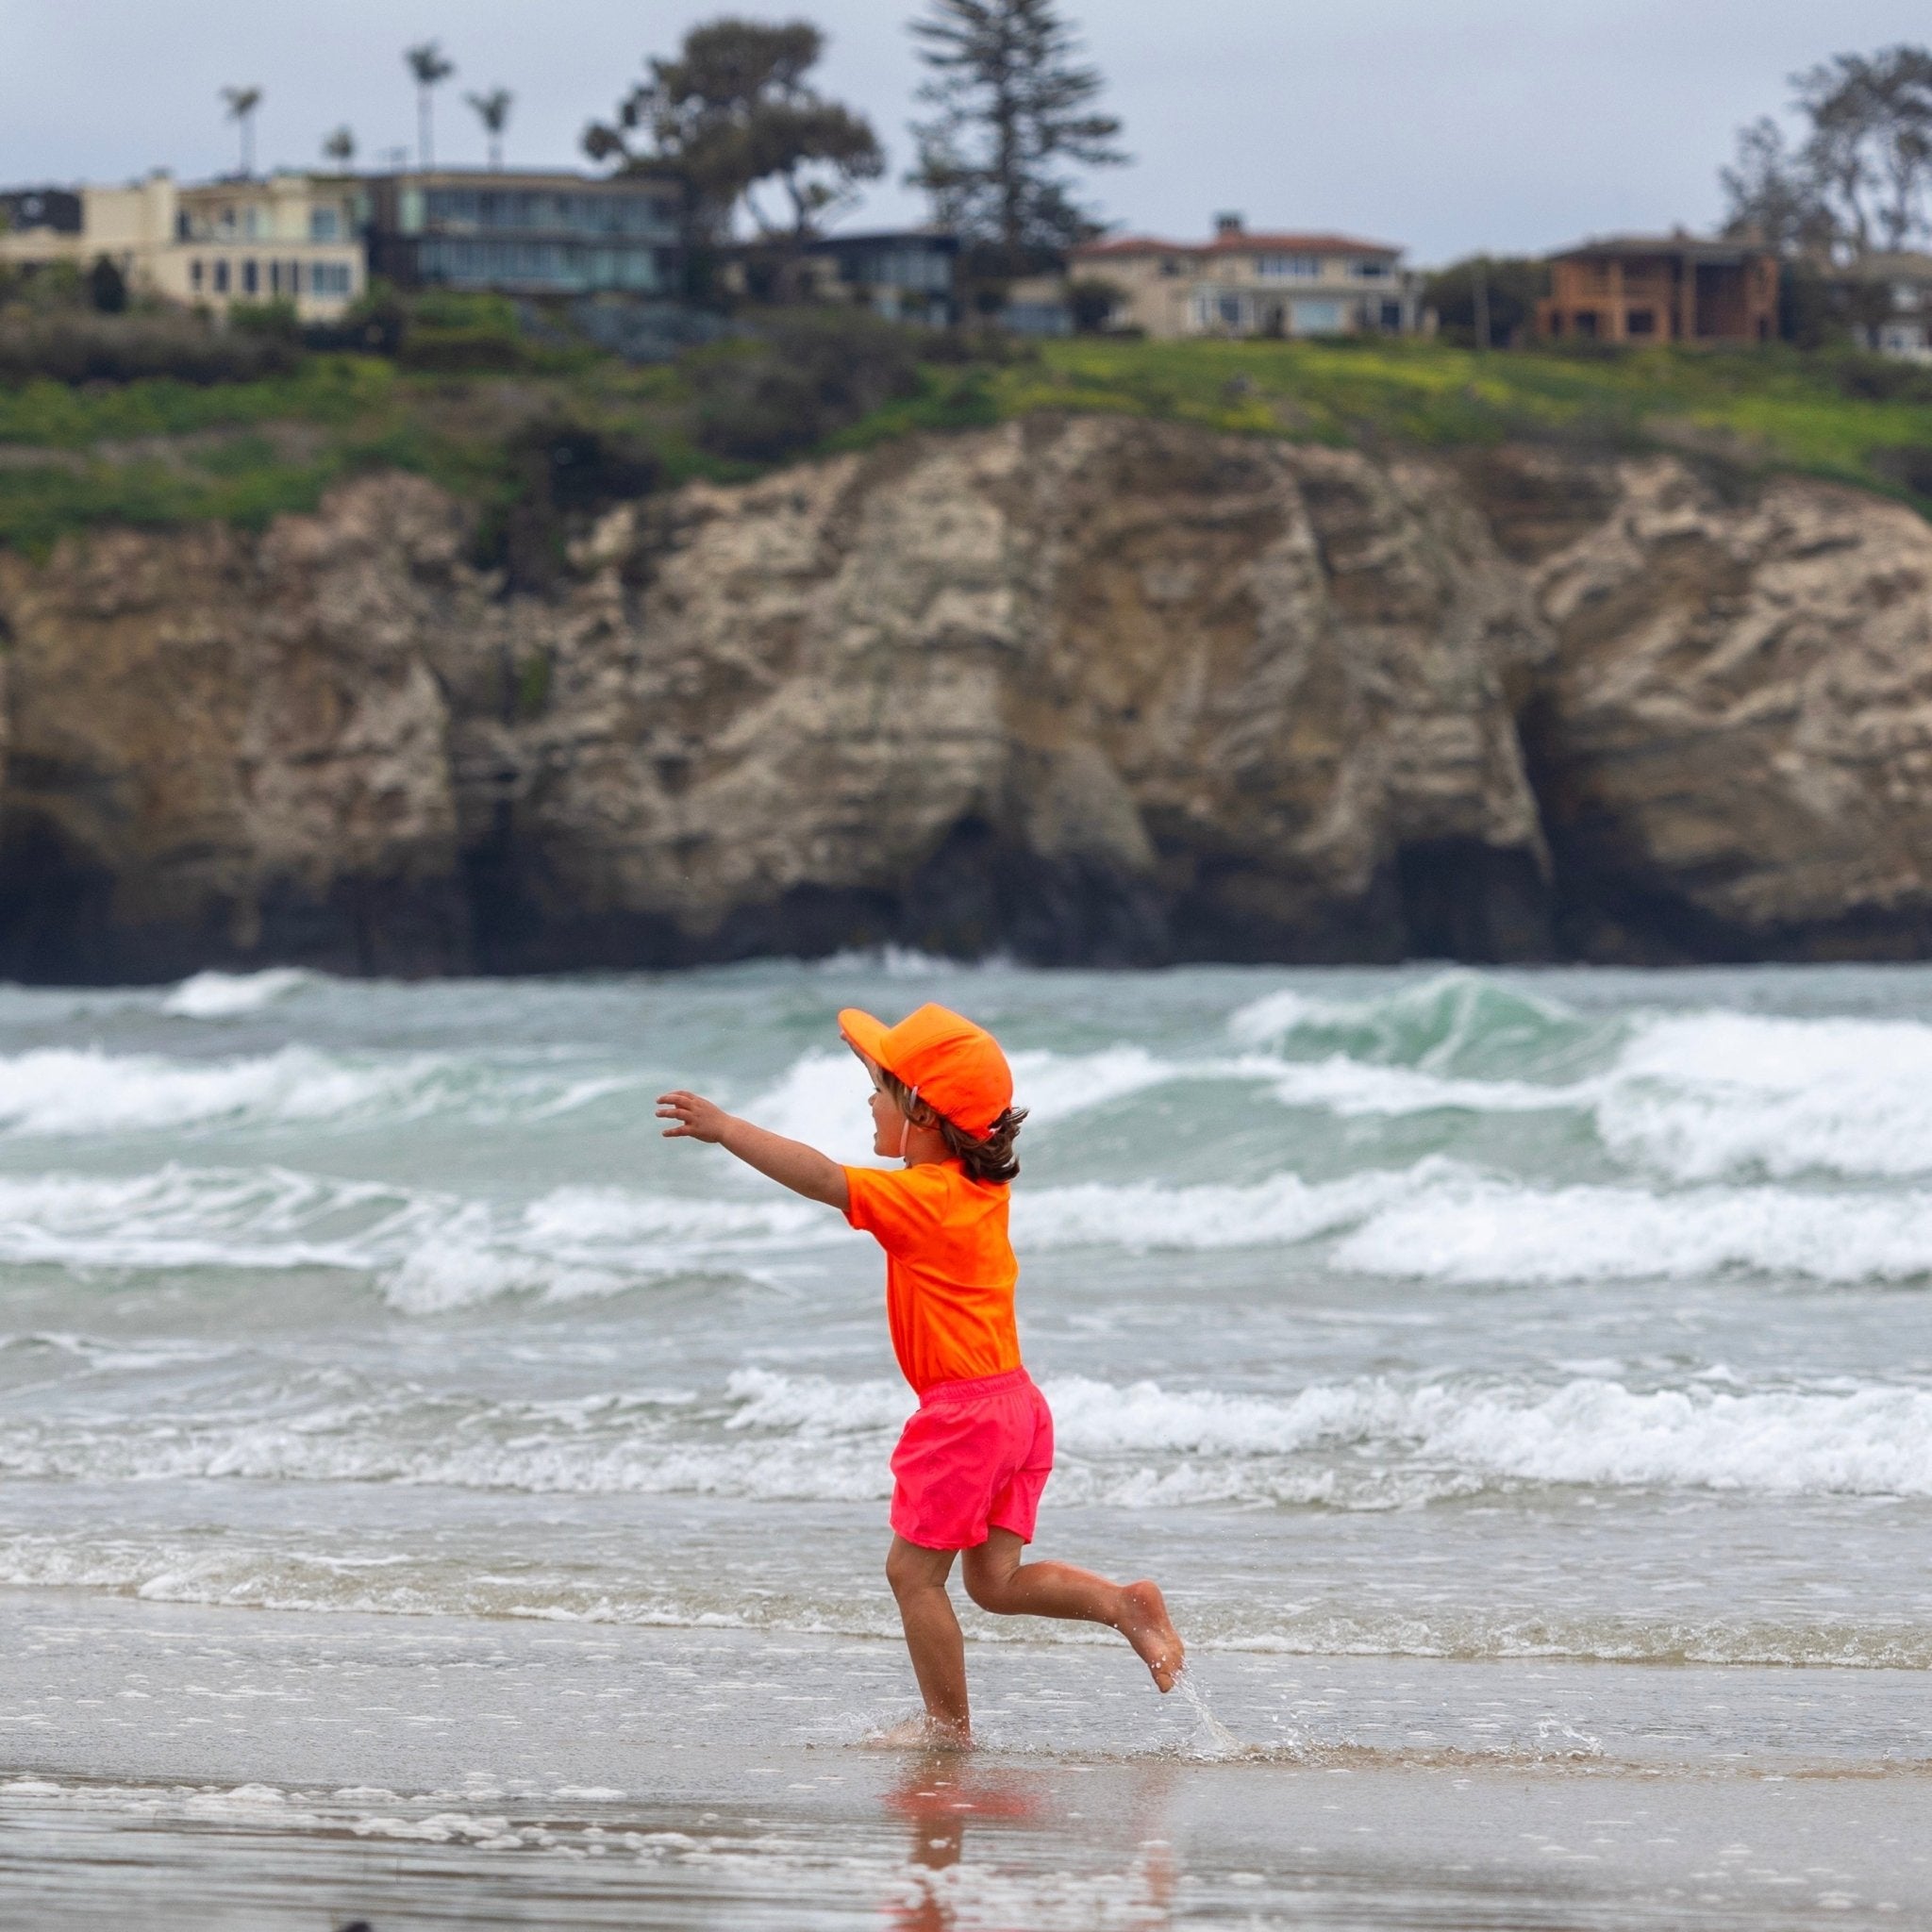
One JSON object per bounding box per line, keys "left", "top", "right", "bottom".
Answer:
{"left": 908, "top": 0, "right": 1125, "bottom": 269}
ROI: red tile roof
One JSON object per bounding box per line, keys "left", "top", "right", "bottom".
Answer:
{"left": 1074, "top": 230, "right": 1403, "bottom": 260}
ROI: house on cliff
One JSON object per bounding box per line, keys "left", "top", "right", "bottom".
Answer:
{"left": 0, "top": 171, "right": 364, "bottom": 318}
{"left": 1824, "top": 251, "right": 1932, "bottom": 360}
{"left": 721, "top": 228, "right": 960, "bottom": 326}
{"left": 1536, "top": 233, "right": 1778, "bottom": 344}
{"left": 361, "top": 168, "right": 688, "bottom": 299}
{"left": 1069, "top": 215, "right": 1422, "bottom": 340}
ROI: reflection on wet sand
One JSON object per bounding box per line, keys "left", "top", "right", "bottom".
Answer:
{"left": 885, "top": 1754, "right": 1177, "bottom": 1930}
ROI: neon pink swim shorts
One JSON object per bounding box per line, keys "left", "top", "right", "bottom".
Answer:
{"left": 890, "top": 1367, "right": 1054, "bottom": 1551}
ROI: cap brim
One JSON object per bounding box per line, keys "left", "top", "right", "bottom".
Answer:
{"left": 837, "top": 1008, "right": 892, "bottom": 1073}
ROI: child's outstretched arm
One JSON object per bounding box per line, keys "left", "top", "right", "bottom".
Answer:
{"left": 657, "top": 1091, "right": 850, "bottom": 1212}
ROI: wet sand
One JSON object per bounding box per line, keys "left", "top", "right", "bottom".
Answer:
{"left": 2, "top": 1591, "right": 1927, "bottom": 1929}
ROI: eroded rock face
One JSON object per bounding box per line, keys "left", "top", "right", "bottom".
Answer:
{"left": 0, "top": 417, "right": 1928, "bottom": 978}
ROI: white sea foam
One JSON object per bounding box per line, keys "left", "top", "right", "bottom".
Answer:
{"left": 741, "top": 1051, "right": 878, "bottom": 1161}
{"left": 1336, "top": 1174, "right": 1932, "bottom": 1285}
{"left": 13, "top": 1150, "right": 1932, "bottom": 1303}
{"left": 1224, "top": 981, "right": 1932, "bottom": 1184}
{"left": 1599, "top": 1009, "right": 1932, "bottom": 1180}
{"left": 0, "top": 1166, "right": 405, "bottom": 1273}
{"left": 0, "top": 1046, "right": 427, "bottom": 1138}
{"left": 0, "top": 1043, "right": 642, "bottom": 1142}
{"left": 1014, "top": 1164, "right": 1451, "bottom": 1252}
{"left": 6, "top": 1365, "right": 1924, "bottom": 1504}
{"left": 160, "top": 968, "right": 316, "bottom": 1019}
{"left": 0, "top": 1161, "right": 852, "bottom": 1307}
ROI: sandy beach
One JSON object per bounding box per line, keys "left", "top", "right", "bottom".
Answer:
{"left": 4, "top": 1591, "right": 1929, "bottom": 1928}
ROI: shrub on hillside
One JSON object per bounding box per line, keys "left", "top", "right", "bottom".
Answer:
{"left": 685, "top": 309, "right": 923, "bottom": 460}
{"left": 0, "top": 310, "right": 304, "bottom": 385}
{"left": 395, "top": 289, "right": 530, "bottom": 373}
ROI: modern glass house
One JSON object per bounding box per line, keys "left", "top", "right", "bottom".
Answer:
{"left": 364, "top": 169, "right": 687, "bottom": 297}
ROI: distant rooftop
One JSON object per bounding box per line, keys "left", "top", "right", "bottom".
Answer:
{"left": 1550, "top": 232, "right": 1771, "bottom": 263}
{"left": 1075, "top": 222, "right": 1402, "bottom": 260}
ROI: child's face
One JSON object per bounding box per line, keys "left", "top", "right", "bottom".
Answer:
{"left": 867, "top": 1079, "right": 908, "bottom": 1158}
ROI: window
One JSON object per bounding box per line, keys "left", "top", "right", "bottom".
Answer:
{"left": 1290, "top": 298, "right": 1343, "bottom": 335}
{"left": 1255, "top": 255, "right": 1321, "bottom": 279}
{"left": 309, "top": 206, "right": 341, "bottom": 242}
{"left": 1354, "top": 258, "right": 1391, "bottom": 279}
{"left": 189, "top": 258, "right": 204, "bottom": 291}
{"left": 310, "top": 261, "right": 352, "bottom": 296}
{"left": 1219, "top": 292, "right": 1245, "bottom": 326}
{"left": 212, "top": 258, "right": 230, "bottom": 293}
{"left": 1626, "top": 308, "right": 1657, "bottom": 336}
{"left": 1159, "top": 257, "right": 1182, "bottom": 277}
{"left": 1380, "top": 300, "right": 1404, "bottom": 331}
{"left": 242, "top": 258, "right": 259, "bottom": 294}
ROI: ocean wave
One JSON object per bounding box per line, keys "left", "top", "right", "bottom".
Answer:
{"left": 744, "top": 1043, "right": 1213, "bottom": 1160}
{"left": 12, "top": 1152, "right": 1932, "bottom": 1301}
{"left": 1597, "top": 1009, "right": 1932, "bottom": 1180}
{"left": 1231, "top": 972, "right": 1606, "bottom": 1082}
{"left": 1225, "top": 975, "right": 1932, "bottom": 1183}
{"left": 1015, "top": 1164, "right": 1453, "bottom": 1252}
{"left": 1335, "top": 1174, "right": 1932, "bottom": 1285}
{"left": 0, "top": 1165, "right": 846, "bottom": 1311}
{"left": 6, "top": 1366, "right": 1927, "bottom": 1504}
{"left": 0, "top": 1530, "right": 1925, "bottom": 1672}
{"left": 0, "top": 1043, "right": 639, "bottom": 1141}
{"left": 741, "top": 975, "right": 1932, "bottom": 1189}
{"left": 160, "top": 968, "right": 318, "bottom": 1020}
{"left": 15, "top": 1152, "right": 1932, "bottom": 1307}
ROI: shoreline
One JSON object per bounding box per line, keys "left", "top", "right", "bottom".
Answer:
{"left": 3, "top": 1591, "right": 1929, "bottom": 1927}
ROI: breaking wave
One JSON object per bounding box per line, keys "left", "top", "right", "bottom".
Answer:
{"left": 4, "top": 1365, "right": 1926, "bottom": 1505}
{"left": 0, "top": 1045, "right": 637, "bottom": 1141}
{"left": 160, "top": 968, "right": 319, "bottom": 1020}
{"left": 10, "top": 1153, "right": 1932, "bottom": 1300}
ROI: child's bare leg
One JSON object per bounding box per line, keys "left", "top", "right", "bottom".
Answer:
{"left": 885, "top": 1536, "right": 972, "bottom": 1741}
{"left": 961, "top": 1528, "right": 1185, "bottom": 1691}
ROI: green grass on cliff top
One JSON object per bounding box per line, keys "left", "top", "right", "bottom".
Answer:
{"left": 2, "top": 334, "right": 1930, "bottom": 556}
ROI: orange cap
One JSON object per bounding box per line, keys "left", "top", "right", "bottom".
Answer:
{"left": 837, "top": 1003, "right": 1014, "bottom": 1139}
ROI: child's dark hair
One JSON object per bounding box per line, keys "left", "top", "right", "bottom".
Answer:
{"left": 877, "top": 1068, "right": 1027, "bottom": 1185}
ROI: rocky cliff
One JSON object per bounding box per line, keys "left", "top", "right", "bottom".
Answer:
{"left": 0, "top": 415, "right": 1927, "bottom": 980}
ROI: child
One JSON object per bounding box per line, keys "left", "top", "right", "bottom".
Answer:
{"left": 658, "top": 1000, "right": 1183, "bottom": 1746}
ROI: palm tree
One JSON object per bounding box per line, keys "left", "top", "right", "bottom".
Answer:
{"left": 466, "top": 88, "right": 513, "bottom": 168}
{"left": 405, "top": 42, "right": 457, "bottom": 168}
{"left": 221, "top": 86, "right": 263, "bottom": 177}
{"left": 321, "top": 125, "right": 357, "bottom": 168}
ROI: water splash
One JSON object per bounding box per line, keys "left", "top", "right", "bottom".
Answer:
{"left": 1171, "top": 1666, "right": 1245, "bottom": 1759}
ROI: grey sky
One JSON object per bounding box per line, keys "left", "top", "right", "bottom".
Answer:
{"left": 6, "top": 1, "right": 1924, "bottom": 264}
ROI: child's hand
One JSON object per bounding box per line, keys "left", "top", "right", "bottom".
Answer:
{"left": 657, "top": 1090, "right": 732, "bottom": 1142}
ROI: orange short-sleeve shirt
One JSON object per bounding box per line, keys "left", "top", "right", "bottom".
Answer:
{"left": 843, "top": 1159, "right": 1021, "bottom": 1393}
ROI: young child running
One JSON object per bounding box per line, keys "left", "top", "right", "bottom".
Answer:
{"left": 657, "top": 1001, "right": 1183, "bottom": 1746}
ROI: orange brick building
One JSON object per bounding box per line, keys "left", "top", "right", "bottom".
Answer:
{"left": 1537, "top": 235, "right": 1778, "bottom": 345}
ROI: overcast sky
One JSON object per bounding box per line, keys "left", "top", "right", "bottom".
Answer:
{"left": 6, "top": 1, "right": 1925, "bottom": 264}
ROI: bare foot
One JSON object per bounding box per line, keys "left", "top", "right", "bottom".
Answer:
{"left": 860, "top": 1714, "right": 973, "bottom": 1751}
{"left": 1116, "top": 1580, "right": 1184, "bottom": 1692}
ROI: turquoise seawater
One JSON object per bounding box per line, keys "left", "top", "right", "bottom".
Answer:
{"left": 1, "top": 955, "right": 1930, "bottom": 1705}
